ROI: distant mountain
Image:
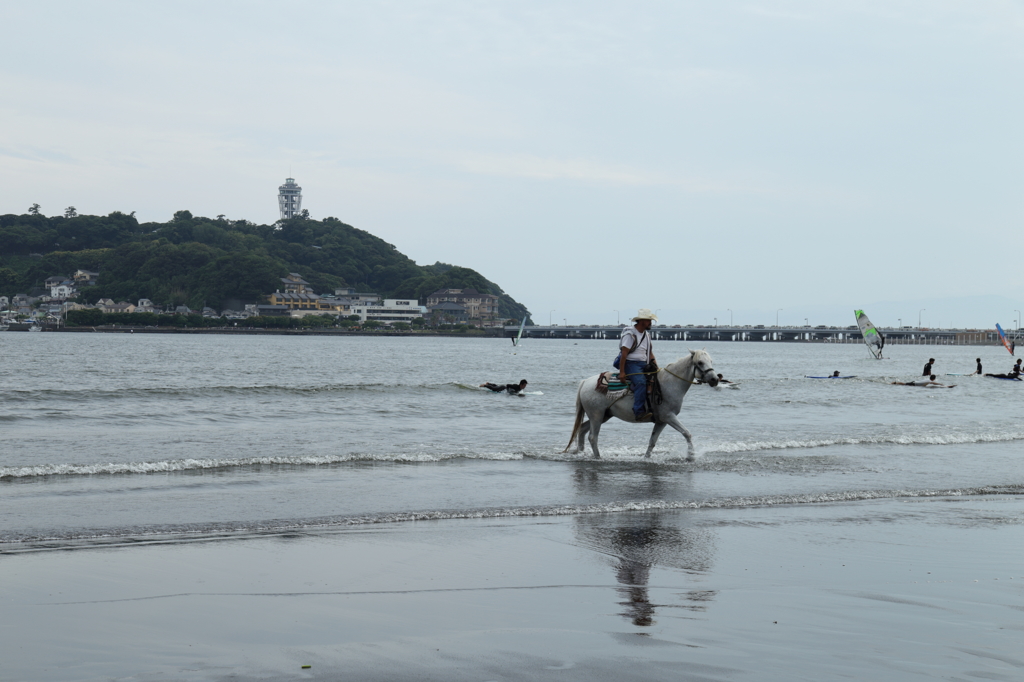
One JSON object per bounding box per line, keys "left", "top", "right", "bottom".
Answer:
{"left": 0, "top": 210, "right": 531, "bottom": 321}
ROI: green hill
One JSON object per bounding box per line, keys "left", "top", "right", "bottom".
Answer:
{"left": 0, "top": 210, "right": 532, "bottom": 322}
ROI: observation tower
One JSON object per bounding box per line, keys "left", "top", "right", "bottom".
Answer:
{"left": 278, "top": 177, "right": 302, "bottom": 220}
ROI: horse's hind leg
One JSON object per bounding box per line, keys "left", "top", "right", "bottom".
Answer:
{"left": 576, "top": 421, "right": 591, "bottom": 454}
{"left": 587, "top": 416, "right": 603, "bottom": 459}
{"left": 662, "top": 415, "right": 695, "bottom": 460}
{"left": 644, "top": 423, "right": 668, "bottom": 458}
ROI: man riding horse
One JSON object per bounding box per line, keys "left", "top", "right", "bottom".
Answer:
{"left": 613, "top": 308, "right": 658, "bottom": 421}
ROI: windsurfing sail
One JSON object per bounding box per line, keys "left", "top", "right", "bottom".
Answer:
{"left": 854, "top": 309, "right": 884, "bottom": 359}
{"left": 512, "top": 316, "right": 527, "bottom": 346}
{"left": 996, "top": 323, "right": 1015, "bottom": 355}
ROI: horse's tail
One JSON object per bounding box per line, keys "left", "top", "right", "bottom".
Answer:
{"left": 563, "top": 383, "right": 586, "bottom": 453}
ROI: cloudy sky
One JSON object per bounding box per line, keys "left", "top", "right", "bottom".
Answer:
{"left": 2, "top": 1, "right": 1022, "bottom": 327}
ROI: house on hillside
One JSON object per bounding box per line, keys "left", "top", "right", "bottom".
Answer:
{"left": 106, "top": 302, "right": 136, "bottom": 314}
{"left": 425, "top": 288, "right": 499, "bottom": 326}
{"left": 73, "top": 270, "right": 99, "bottom": 286}
{"left": 135, "top": 299, "right": 157, "bottom": 313}
{"left": 49, "top": 281, "right": 76, "bottom": 301}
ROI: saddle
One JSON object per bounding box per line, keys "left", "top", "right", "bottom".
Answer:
{"left": 595, "top": 371, "right": 630, "bottom": 394}
{"left": 595, "top": 367, "right": 664, "bottom": 416}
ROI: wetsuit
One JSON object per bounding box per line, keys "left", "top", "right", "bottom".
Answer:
{"left": 922, "top": 362, "right": 933, "bottom": 376}
{"left": 483, "top": 383, "right": 524, "bottom": 394}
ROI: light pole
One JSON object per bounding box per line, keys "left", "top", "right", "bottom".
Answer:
{"left": 805, "top": 318, "right": 808, "bottom": 327}
{"left": 776, "top": 308, "right": 783, "bottom": 327}
{"left": 549, "top": 310, "right": 555, "bottom": 326}
{"left": 919, "top": 309, "right": 925, "bottom": 328}
{"left": 1016, "top": 310, "right": 1021, "bottom": 330}
{"left": 613, "top": 310, "right": 619, "bottom": 325}
{"left": 727, "top": 308, "right": 732, "bottom": 325}
{"left": 714, "top": 317, "right": 718, "bottom": 327}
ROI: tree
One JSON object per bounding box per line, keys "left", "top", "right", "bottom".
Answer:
{"left": 298, "top": 209, "right": 310, "bottom": 220}
{"left": 64, "top": 206, "right": 78, "bottom": 218}
{"left": 28, "top": 203, "right": 40, "bottom": 215}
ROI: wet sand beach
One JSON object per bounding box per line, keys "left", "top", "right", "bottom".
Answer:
{"left": 4, "top": 495, "right": 1023, "bottom": 682}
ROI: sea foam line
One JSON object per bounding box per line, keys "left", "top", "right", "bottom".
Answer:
{"left": 0, "top": 452, "right": 524, "bottom": 479}
{"left": 702, "top": 430, "right": 1024, "bottom": 454}
{"left": 4, "top": 485, "right": 1022, "bottom": 549}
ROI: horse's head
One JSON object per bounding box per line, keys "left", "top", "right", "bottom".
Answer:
{"left": 689, "top": 348, "right": 718, "bottom": 386}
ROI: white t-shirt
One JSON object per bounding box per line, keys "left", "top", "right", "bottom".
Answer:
{"left": 619, "top": 327, "right": 651, "bottom": 362}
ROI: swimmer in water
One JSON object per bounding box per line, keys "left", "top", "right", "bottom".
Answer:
{"left": 480, "top": 379, "right": 529, "bottom": 394}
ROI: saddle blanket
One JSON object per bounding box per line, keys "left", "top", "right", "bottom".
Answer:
{"left": 596, "top": 371, "right": 631, "bottom": 394}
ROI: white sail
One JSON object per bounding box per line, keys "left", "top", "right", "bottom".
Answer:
{"left": 513, "top": 317, "right": 527, "bottom": 346}
{"left": 854, "top": 309, "right": 884, "bottom": 359}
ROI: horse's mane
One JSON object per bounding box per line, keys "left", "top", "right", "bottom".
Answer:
{"left": 673, "top": 348, "right": 712, "bottom": 368}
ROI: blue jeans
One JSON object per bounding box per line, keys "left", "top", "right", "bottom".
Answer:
{"left": 613, "top": 356, "right": 648, "bottom": 416}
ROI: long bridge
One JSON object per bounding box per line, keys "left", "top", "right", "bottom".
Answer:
{"left": 499, "top": 325, "right": 1006, "bottom": 346}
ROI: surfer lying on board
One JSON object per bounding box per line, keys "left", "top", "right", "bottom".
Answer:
{"left": 832, "top": 371, "right": 841, "bottom": 377}
{"left": 480, "top": 380, "right": 529, "bottom": 394}
{"left": 892, "top": 375, "right": 952, "bottom": 387}
{"left": 698, "top": 373, "right": 731, "bottom": 385}
{"left": 984, "top": 360, "right": 1022, "bottom": 380}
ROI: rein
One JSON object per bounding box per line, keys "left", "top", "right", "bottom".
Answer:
{"left": 660, "top": 364, "right": 701, "bottom": 385}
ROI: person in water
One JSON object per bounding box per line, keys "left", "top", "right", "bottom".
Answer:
{"left": 698, "top": 373, "right": 730, "bottom": 385}
{"left": 972, "top": 358, "right": 983, "bottom": 375}
{"left": 614, "top": 308, "right": 658, "bottom": 421}
{"left": 480, "top": 379, "right": 528, "bottom": 394}
{"left": 990, "top": 360, "right": 1024, "bottom": 380}
{"left": 893, "top": 375, "right": 948, "bottom": 387}
{"left": 922, "top": 358, "right": 935, "bottom": 376}
{"left": 832, "top": 371, "right": 841, "bottom": 377}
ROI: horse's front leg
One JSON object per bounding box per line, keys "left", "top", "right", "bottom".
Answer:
{"left": 644, "top": 423, "right": 668, "bottom": 458}
{"left": 576, "top": 420, "right": 591, "bottom": 454}
{"left": 661, "top": 414, "right": 695, "bottom": 460}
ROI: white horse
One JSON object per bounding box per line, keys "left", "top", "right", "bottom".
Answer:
{"left": 565, "top": 349, "right": 718, "bottom": 460}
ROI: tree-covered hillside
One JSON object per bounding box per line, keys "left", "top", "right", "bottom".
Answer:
{"left": 0, "top": 210, "right": 531, "bottom": 321}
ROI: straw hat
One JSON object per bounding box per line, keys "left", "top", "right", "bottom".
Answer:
{"left": 631, "top": 308, "right": 658, "bottom": 322}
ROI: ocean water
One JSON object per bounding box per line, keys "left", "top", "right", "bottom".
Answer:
{"left": 2, "top": 332, "right": 1023, "bottom": 548}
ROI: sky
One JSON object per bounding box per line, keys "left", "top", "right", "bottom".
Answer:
{"left": 2, "top": 1, "right": 1022, "bottom": 328}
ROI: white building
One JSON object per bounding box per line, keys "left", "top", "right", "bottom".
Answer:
{"left": 278, "top": 177, "right": 302, "bottom": 220}
{"left": 351, "top": 299, "right": 427, "bottom": 325}
{"left": 49, "top": 281, "right": 76, "bottom": 300}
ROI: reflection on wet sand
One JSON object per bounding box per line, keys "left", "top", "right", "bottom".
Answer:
{"left": 571, "top": 463, "right": 718, "bottom": 627}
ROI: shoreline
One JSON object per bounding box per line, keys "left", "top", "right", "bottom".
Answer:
{"left": 4, "top": 498, "right": 1023, "bottom": 681}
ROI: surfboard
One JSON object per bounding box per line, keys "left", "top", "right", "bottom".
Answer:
{"left": 805, "top": 375, "right": 856, "bottom": 379}
{"left": 996, "top": 323, "right": 1015, "bottom": 356}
